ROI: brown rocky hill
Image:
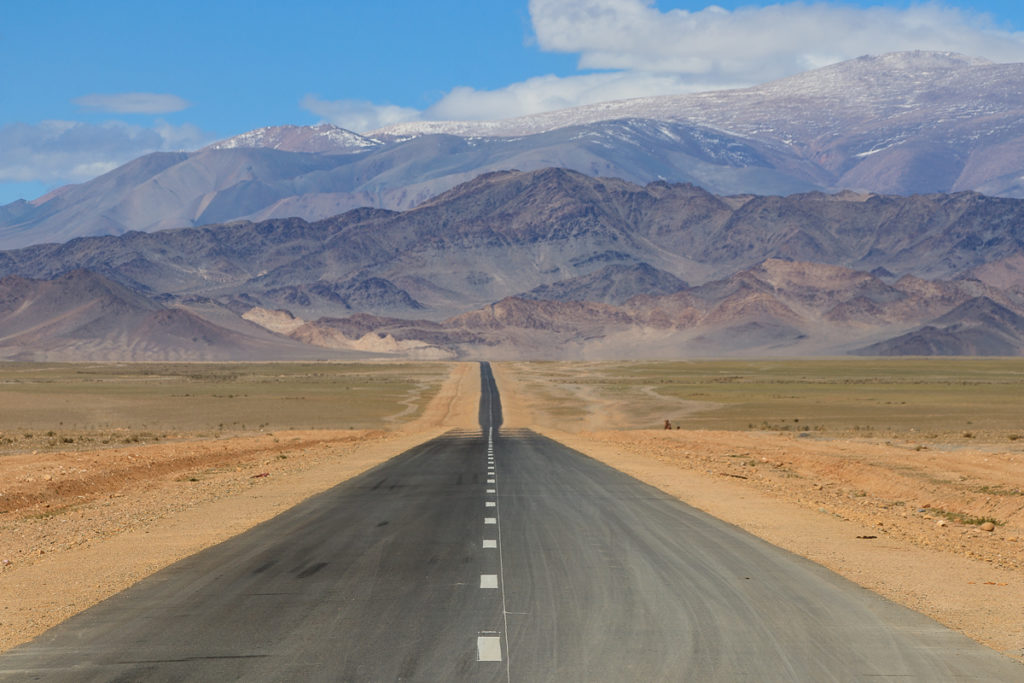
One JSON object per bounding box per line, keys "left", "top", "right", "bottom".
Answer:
{"left": 0, "top": 270, "right": 357, "bottom": 361}
{"left": 276, "top": 260, "right": 1024, "bottom": 359}
{"left": 2, "top": 168, "right": 1024, "bottom": 358}
{"left": 851, "top": 297, "right": 1024, "bottom": 356}
{"left": 3, "top": 168, "right": 1024, "bottom": 321}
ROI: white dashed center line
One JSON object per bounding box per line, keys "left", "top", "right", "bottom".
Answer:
{"left": 478, "top": 398, "right": 510, "bottom": 676}
{"left": 478, "top": 635, "right": 502, "bottom": 661}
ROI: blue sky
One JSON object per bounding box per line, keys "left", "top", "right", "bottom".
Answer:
{"left": 2, "top": 0, "right": 1024, "bottom": 204}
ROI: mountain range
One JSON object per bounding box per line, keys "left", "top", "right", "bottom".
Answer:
{"left": 2, "top": 168, "right": 1024, "bottom": 360}
{"left": 5, "top": 51, "right": 1024, "bottom": 249}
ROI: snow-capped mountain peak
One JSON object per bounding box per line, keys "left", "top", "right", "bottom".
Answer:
{"left": 368, "top": 51, "right": 1009, "bottom": 141}
{"left": 207, "top": 123, "right": 381, "bottom": 154}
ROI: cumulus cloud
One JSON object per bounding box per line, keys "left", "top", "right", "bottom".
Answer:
{"left": 528, "top": 0, "right": 1024, "bottom": 84}
{"left": 308, "top": 1, "right": 1024, "bottom": 133}
{"left": 424, "top": 71, "right": 716, "bottom": 121}
{"left": 304, "top": 71, "right": 719, "bottom": 132}
{"left": 0, "top": 120, "right": 211, "bottom": 186}
{"left": 73, "top": 92, "right": 191, "bottom": 114}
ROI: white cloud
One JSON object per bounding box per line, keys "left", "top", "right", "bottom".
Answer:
{"left": 73, "top": 92, "right": 191, "bottom": 114}
{"left": 528, "top": 0, "right": 1024, "bottom": 84}
{"left": 0, "top": 120, "right": 212, "bottom": 186}
{"left": 153, "top": 120, "right": 207, "bottom": 149}
{"left": 310, "top": 0, "right": 1024, "bottom": 133}
{"left": 306, "top": 72, "right": 725, "bottom": 134}
{"left": 424, "top": 71, "right": 717, "bottom": 122}
{"left": 300, "top": 95, "right": 420, "bottom": 132}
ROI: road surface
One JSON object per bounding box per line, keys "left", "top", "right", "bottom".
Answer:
{"left": 1, "top": 362, "right": 1020, "bottom": 680}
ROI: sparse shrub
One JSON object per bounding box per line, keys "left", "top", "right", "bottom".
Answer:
{"left": 976, "top": 485, "right": 1024, "bottom": 497}
{"left": 932, "top": 508, "right": 1003, "bottom": 526}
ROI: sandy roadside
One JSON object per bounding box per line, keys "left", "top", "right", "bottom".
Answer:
{"left": 0, "top": 362, "right": 480, "bottom": 653}
{"left": 491, "top": 362, "right": 1024, "bottom": 662}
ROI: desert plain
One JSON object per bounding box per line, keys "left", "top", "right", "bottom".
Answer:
{"left": 1, "top": 359, "right": 1022, "bottom": 663}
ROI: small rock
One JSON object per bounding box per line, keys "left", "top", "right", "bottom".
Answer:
{"left": 936, "top": 520, "right": 947, "bottom": 527}
{"left": 43, "top": 474, "right": 52, "bottom": 481}
{"left": 980, "top": 522, "right": 996, "bottom": 532}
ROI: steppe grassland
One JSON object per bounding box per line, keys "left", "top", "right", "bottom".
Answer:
{"left": 503, "top": 358, "right": 1024, "bottom": 441}
{"left": 0, "top": 362, "right": 451, "bottom": 454}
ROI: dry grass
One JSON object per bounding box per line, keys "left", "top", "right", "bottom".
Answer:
{"left": 502, "top": 358, "right": 1024, "bottom": 441}
{"left": 0, "top": 361, "right": 450, "bottom": 454}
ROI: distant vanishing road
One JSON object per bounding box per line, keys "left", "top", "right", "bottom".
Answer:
{"left": 1, "top": 362, "right": 1021, "bottom": 681}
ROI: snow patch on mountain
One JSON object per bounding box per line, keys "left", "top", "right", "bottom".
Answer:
{"left": 208, "top": 123, "right": 381, "bottom": 154}
{"left": 369, "top": 51, "right": 1010, "bottom": 142}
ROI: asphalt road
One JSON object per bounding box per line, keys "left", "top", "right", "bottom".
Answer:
{"left": 1, "top": 362, "right": 1021, "bottom": 681}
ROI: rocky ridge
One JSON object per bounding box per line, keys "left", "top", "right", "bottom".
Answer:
{"left": 2, "top": 168, "right": 1024, "bottom": 359}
